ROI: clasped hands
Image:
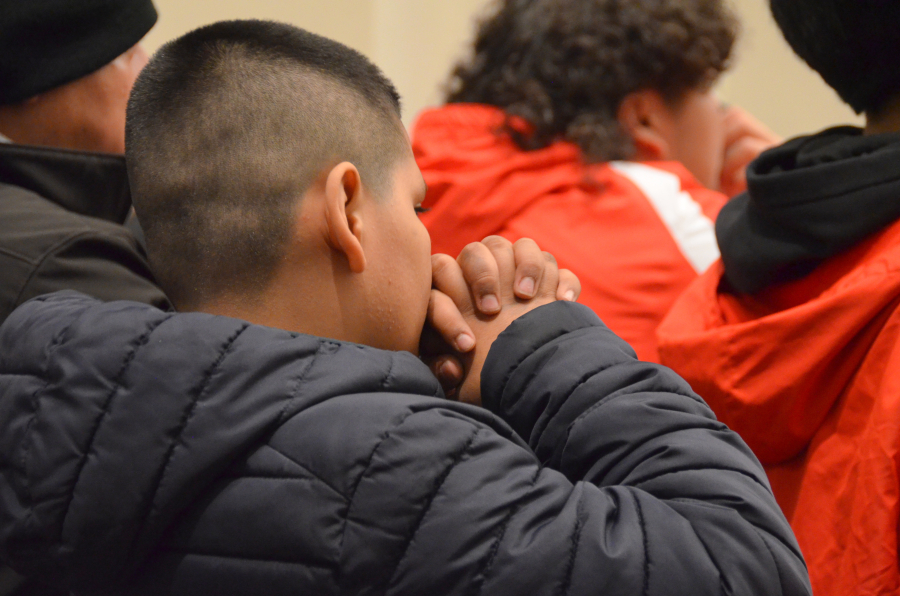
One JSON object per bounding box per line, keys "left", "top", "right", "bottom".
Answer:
{"left": 420, "top": 236, "right": 580, "bottom": 405}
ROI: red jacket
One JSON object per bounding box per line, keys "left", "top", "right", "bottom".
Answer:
{"left": 659, "top": 216, "right": 900, "bottom": 596}
{"left": 413, "top": 104, "right": 726, "bottom": 362}
{"left": 658, "top": 127, "right": 900, "bottom": 596}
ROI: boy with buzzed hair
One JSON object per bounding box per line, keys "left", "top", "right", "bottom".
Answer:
{"left": 658, "top": 2, "right": 900, "bottom": 594}
{"left": 0, "top": 20, "right": 809, "bottom": 596}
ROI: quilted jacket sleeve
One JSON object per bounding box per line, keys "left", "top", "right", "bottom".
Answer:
{"left": 345, "top": 301, "right": 810, "bottom": 596}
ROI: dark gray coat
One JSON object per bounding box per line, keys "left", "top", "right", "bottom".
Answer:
{"left": 0, "top": 293, "right": 811, "bottom": 595}
{"left": 0, "top": 143, "right": 168, "bottom": 326}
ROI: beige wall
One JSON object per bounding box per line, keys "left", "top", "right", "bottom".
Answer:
{"left": 718, "top": 0, "right": 863, "bottom": 139}
{"left": 143, "top": 0, "right": 486, "bottom": 128}
{"left": 371, "top": 0, "right": 488, "bottom": 126}
{"left": 143, "top": 0, "right": 862, "bottom": 138}
{"left": 144, "top": 1, "right": 375, "bottom": 58}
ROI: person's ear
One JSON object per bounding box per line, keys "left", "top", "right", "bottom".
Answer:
{"left": 324, "top": 162, "right": 367, "bottom": 273}
{"left": 617, "top": 89, "right": 673, "bottom": 161}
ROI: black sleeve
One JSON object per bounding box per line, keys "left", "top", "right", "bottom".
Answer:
{"left": 357, "top": 302, "right": 810, "bottom": 596}
{"left": 16, "top": 231, "right": 170, "bottom": 312}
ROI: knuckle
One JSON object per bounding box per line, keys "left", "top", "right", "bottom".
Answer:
{"left": 431, "top": 261, "right": 462, "bottom": 289}
{"left": 542, "top": 251, "right": 558, "bottom": 265}
{"left": 518, "top": 261, "right": 543, "bottom": 278}
{"left": 482, "top": 235, "right": 512, "bottom": 251}
{"left": 458, "top": 242, "right": 485, "bottom": 260}
{"left": 458, "top": 242, "right": 490, "bottom": 268}
{"left": 513, "top": 237, "right": 539, "bottom": 251}
{"left": 469, "top": 272, "right": 497, "bottom": 293}
{"left": 431, "top": 253, "right": 455, "bottom": 273}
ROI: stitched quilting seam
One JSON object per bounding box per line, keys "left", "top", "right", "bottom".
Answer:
{"left": 531, "top": 364, "right": 615, "bottom": 448}
{"left": 257, "top": 445, "right": 346, "bottom": 499}
{"left": 469, "top": 464, "right": 543, "bottom": 596}
{"left": 17, "top": 310, "right": 80, "bottom": 506}
{"left": 630, "top": 464, "right": 769, "bottom": 493}
{"left": 380, "top": 355, "right": 395, "bottom": 390}
{"left": 336, "top": 408, "right": 421, "bottom": 566}
{"left": 752, "top": 527, "right": 788, "bottom": 596}
{"left": 59, "top": 316, "right": 168, "bottom": 540}
{"left": 667, "top": 497, "right": 804, "bottom": 562}
{"left": 275, "top": 340, "right": 325, "bottom": 425}
{"left": 662, "top": 497, "right": 729, "bottom": 596}
{"left": 164, "top": 549, "right": 334, "bottom": 568}
{"left": 556, "top": 493, "right": 585, "bottom": 596}
{"left": 560, "top": 394, "right": 708, "bottom": 482}
{"left": 383, "top": 427, "right": 481, "bottom": 596}
{"left": 495, "top": 329, "right": 576, "bottom": 411}
{"left": 220, "top": 475, "right": 320, "bottom": 482}
{"left": 570, "top": 384, "right": 703, "bottom": 433}
{"left": 128, "top": 323, "right": 249, "bottom": 559}
{"left": 632, "top": 491, "right": 650, "bottom": 596}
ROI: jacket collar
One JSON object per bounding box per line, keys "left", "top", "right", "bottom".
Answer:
{"left": 0, "top": 142, "right": 131, "bottom": 224}
{"left": 717, "top": 126, "right": 900, "bottom": 293}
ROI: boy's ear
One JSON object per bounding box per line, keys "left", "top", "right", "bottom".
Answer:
{"left": 617, "top": 89, "right": 673, "bottom": 161}
{"left": 324, "top": 162, "right": 367, "bottom": 274}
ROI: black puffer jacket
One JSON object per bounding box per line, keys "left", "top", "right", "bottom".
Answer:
{"left": 0, "top": 292, "right": 810, "bottom": 595}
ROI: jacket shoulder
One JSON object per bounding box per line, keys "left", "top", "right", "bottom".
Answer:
{"left": 149, "top": 391, "right": 513, "bottom": 594}
{"left": 0, "top": 183, "right": 166, "bottom": 320}
{"left": 0, "top": 182, "right": 135, "bottom": 256}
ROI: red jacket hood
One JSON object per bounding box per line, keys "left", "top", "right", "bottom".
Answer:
{"left": 412, "top": 104, "right": 706, "bottom": 257}
{"left": 658, "top": 220, "right": 900, "bottom": 464}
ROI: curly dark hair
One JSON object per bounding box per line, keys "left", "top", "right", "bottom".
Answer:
{"left": 447, "top": 0, "right": 739, "bottom": 161}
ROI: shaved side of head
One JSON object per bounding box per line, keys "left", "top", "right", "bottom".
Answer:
{"left": 126, "top": 20, "right": 407, "bottom": 308}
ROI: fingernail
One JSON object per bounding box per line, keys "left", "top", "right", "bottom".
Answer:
{"left": 439, "top": 360, "right": 456, "bottom": 380}
{"left": 481, "top": 294, "right": 500, "bottom": 313}
{"left": 518, "top": 277, "right": 535, "bottom": 297}
{"left": 564, "top": 290, "right": 576, "bottom": 302}
{"left": 456, "top": 333, "right": 475, "bottom": 352}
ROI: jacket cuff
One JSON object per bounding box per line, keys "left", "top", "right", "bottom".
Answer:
{"left": 480, "top": 301, "right": 635, "bottom": 442}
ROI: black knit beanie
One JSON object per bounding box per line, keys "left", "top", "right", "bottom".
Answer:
{"left": 0, "top": 0, "right": 158, "bottom": 105}
{"left": 770, "top": 0, "right": 900, "bottom": 114}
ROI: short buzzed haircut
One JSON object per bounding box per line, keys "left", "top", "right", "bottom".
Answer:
{"left": 126, "top": 20, "right": 406, "bottom": 309}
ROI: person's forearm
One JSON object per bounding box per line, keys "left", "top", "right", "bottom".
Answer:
{"left": 480, "top": 301, "right": 811, "bottom": 595}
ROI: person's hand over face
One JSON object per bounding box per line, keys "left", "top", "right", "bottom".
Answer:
{"left": 420, "top": 236, "right": 580, "bottom": 404}
{"left": 719, "top": 106, "right": 782, "bottom": 197}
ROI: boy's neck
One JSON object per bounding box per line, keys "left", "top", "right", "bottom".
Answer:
{"left": 195, "top": 268, "right": 358, "bottom": 344}
{"left": 864, "top": 94, "right": 900, "bottom": 135}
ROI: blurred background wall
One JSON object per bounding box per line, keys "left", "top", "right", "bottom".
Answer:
{"left": 143, "top": 0, "right": 863, "bottom": 139}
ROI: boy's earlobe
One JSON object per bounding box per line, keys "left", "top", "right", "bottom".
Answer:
{"left": 617, "top": 90, "right": 670, "bottom": 161}
{"left": 324, "top": 162, "right": 367, "bottom": 273}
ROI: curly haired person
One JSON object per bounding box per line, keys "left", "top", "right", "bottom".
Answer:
{"left": 414, "top": 0, "right": 778, "bottom": 362}
{"left": 658, "top": 1, "right": 900, "bottom": 594}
